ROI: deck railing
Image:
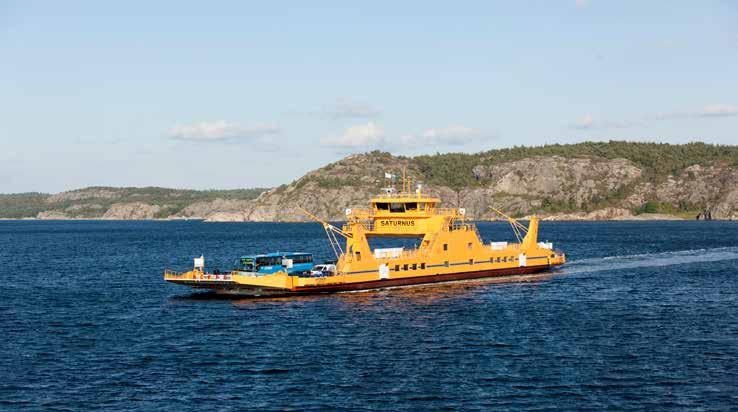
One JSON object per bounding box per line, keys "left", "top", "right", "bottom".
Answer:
{"left": 164, "top": 269, "right": 185, "bottom": 277}
{"left": 164, "top": 269, "right": 233, "bottom": 281}
{"left": 372, "top": 192, "right": 440, "bottom": 199}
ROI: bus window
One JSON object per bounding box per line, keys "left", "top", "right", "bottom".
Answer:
{"left": 237, "top": 258, "right": 254, "bottom": 271}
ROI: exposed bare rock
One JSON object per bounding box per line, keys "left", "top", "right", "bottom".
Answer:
{"left": 46, "top": 188, "right": 121, "bottom": 203}
{"left": 204, "top": 211, "right": 250, "bottom": 222}
{"left": 472, "top": 156, "right": 642, "bottom": 209}
{"left": 190, "top": 153, "right": 736, "bottom": 222}
{"left": 102, "top": 202, "right": 161, "bottom": 220}
{"left": 230, "top": 155, "right": 645, "bottom": 221}
{"left": 538, "top": 208, "right": 633, "bottom": 221}
{"left": 65, "top": 204, "right": 103, "bottom": 212}
{"left": 623, "top": 213, "right": 684, "bottom": 221}
{"left": 37, "top": 211, "right": 72, "bottom": 220}
{"left": 173, "top": 199, "right": 255, "bottom": 219}
{"left": 709, "top": 187, "right": 738, "bottom": 219}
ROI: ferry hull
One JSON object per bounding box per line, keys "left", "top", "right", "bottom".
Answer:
{"left": 168, "top": 264, "right": 555, "bottom": 297}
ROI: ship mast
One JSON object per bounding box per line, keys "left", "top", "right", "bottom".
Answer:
{"left": 298, "top": 206, "right": 351, "bottom": 260}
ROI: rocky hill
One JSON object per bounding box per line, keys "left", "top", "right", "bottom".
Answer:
{"left": 2, "top": 141, "right": 738, "bottom": 221}
{"left": 205, "top": 146, "right": 738, "bottom": 221}
{"left": 0, "top": 187, "right": 267, "bottom": 219}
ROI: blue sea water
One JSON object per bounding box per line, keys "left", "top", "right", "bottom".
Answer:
{"left": 1, "top": 220, "right": 738, "bottom": 411}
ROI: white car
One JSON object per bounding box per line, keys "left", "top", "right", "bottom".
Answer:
{"left": 310, "top": 264, "right": 336, "bottom": 277}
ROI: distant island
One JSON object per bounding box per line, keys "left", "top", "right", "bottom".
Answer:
{"left": 2, "top": 141, "right": 737, "bottom": 221}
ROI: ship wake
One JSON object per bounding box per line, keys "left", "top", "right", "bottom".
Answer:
{"left": 563, "top": 247, "right": 738, "bottom": 275}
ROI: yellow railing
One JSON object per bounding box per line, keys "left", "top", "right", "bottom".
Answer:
{"left": 164, "top": 269, "right": 233, "bottom": 281}
{"left": 372, "top": 192, "right": 440, "bottom": 199}
{"left": 164, "top": 269, "right": 185, "bottom": 278}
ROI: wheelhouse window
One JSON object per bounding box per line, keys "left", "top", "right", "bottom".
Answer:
{"left": 390, "top": 203, "right": 404, "bottom": 213}
{"left": 405, "top": 202, "right": 418, "bottom": 211}
{"left": 375, "top": 202, "right": 389, "bottom": 211}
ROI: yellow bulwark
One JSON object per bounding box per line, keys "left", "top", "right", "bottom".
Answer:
{"left": 164, "top": 185, "right": 566, "bottom": 296}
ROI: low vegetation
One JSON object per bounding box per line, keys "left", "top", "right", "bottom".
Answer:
{"left": 0, "top": 187, "right": 267, "bottom": 218}
{"left": 415, "top": 141, "right": 738, "bottom": 188}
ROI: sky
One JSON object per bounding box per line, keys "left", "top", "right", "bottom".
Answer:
{"left": 1, "top": 1, "right": 738, "bottom": 193}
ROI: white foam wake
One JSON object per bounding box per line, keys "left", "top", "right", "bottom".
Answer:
{"left": 561, "top": 247, "right": 738, "bottom": 275}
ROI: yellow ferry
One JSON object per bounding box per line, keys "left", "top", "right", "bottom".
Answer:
{"left": 164, "top": 179, "right": 566, "bottom": 296}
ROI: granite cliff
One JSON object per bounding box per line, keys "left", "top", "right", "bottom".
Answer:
{"left": 3, "top": 142, "right": 738, "bottom": 221}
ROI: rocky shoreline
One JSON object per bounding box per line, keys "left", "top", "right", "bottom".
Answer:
{"left": 3, "top": 146, "right": 738, "bottom": 222}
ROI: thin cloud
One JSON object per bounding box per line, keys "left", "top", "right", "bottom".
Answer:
{"left": 320, "top": 122, "right": 386, "bottom": 148}
{"left": 291, "top": 98, "right": 381, "bottom": 119}
{"left": 330, "top": 99, "right": 381, "bottom": 119}
{"left": 569, "top": 115, "right": 644, "bottom": 130}
{"left": 698, "top": 103, "right": 738, "bottom": 117}
{"left": 321, "top": 123, "right": 488, "bottom": 151}
{"left": 399, "top": 125, "right": 485, "bottom": 146}
{"left": 571, "top": 103, "right": 738, "bottom": 130}
{"left": 571, "top": 114, "right": 594, "bottom": 130}
{"left": 168, "top": 121, "right": 280, "bottom": 142}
